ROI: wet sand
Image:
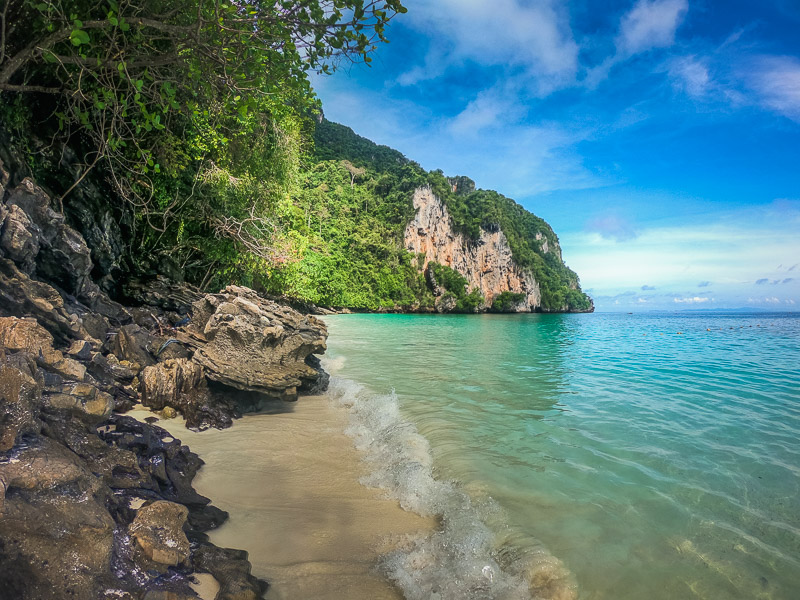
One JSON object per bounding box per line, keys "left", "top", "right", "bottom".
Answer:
{"left": 132, "top": 394, "right": 435, "bottom": 600}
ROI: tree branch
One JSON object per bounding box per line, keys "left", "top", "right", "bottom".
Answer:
{"left": 0, "top": 82, "right": 61, "bottom": 93}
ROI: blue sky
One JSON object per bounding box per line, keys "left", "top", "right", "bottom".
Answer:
{"left": 311, "top": 0, "right": 800, "bottom": 311}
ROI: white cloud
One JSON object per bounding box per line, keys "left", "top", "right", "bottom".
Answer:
{"left": 617, "top": 0, "right": 689, "bottom": 56}
{"left": 447, "top": 86, "right": 522, "bottom": 136}
{"left": 744, "top": 55, "right": 800, "bottom": 122}
{"left": 668, "top": 56, "right": 711, "bottom": 98}
{"left": 673, "top": 296, "right": 710, "bottom": 304}
{"left": 398, "top": 0, "right": 579, "bottom": 94}
{"left": 561, "top": 202, "right": 800, "bottom": 310}
{"left": 585, "top": 214, "right": 638, "bottom": 241}
{"left": 586, "top": 0, "right": 689, "bottom": 88}
{"left": 311, "top": 73, "right": 604, "bottom": 196}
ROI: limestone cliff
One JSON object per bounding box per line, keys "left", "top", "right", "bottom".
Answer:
{"left": 404, "top": 186, "right": 542, "bottom": 311}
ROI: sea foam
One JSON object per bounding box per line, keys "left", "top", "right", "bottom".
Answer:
{"left": 325, "top": 375, "right": 577, "bottom": 600}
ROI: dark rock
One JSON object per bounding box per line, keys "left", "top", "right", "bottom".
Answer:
{"left": 0, "top": 203, "right": 40, "bottom": 274}
{"left": 187, "top": 503, "right": 229, "bottom": 532}
{"left": 113, "top": 323, "right": 157, "bottom": 369}
{"left": 140, "top": 359, "right": 236, "bottom": 430}
{"left": 193, "top": 544, "right": 268, "bottom": 600}
{"left": 0, "top": 316, "right": 86, "bottom": 380}
{"left": 190, "top": 285, "right": 328, "bottom": 400}
{"left": 7, "top": 178, "right": 93, "bottom": 297}
{"left": 84, "top": 352, "right": 139, "bottom": 411}
{"left": 88, "top": 351, "right": 137, "bottom": 383}
{"left": 43, "top": 381, "right": 113, "bottom": 422}
{"left": 0, "top": 436, "right": 115, "bottom": 599}
{"left": 0, "top": 354, "right": 42, "bottom": 451}
{"left": 301, "top": 353, "right": 330, "bottom": 394}
{"left": 0, "top": 258, "right": 89, "bottom": 343}
{"left": 155, "top": 338, "right": 190, "bottom": 362}
{"left": 41, "top": 416, "right": 153, "bottom": 491}
{"left": 123, "top": 275, "right": 203, "bottom": 314}
{"left": 80, "top": 279, "right": 132, "bottom": 324}
{"left": 99, "top": 415, "right": 210, "bottom": 507}
{"left": 55, "top": 149, "right": 128, "bottom": 294}
{"left": 66, "top": 339, "right": 93, "bottom": 360}
{"left": 130, "top": 500, "right": 191, "bottom": 569}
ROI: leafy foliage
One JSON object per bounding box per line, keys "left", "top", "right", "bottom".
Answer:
{"left": 1, "top": 0, "right": 591, "bottom": 314}
{"left": 0, "top": 0, "right": 406, "bottom": 266}
{"left": 424, "top": 262, "right": 483, "bottom": 313}
{"left": 491, "top": 291, "right": 527, "bottom": 313}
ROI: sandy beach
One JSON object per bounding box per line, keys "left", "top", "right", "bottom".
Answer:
{"left": 132, "top": 393, "right": 435, "bottom": 600}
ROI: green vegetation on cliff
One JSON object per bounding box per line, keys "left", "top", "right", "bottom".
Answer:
{"left": 286, "top": 119, "right": 592, "bottom": 312}
{"left": 1, "top": 2, "right": 591, "bottom": 313}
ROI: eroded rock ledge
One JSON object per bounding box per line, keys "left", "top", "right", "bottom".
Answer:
{"left": 0, "top": 158, "right": 328, "bottom": 599}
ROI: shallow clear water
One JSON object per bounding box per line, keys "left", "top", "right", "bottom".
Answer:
{"left": 323, "top": 312, "right": 800, "bottom": 600}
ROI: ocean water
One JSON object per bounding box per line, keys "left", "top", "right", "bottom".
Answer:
{"left": 321, "top": 312, "right": 800, "bottom": 600}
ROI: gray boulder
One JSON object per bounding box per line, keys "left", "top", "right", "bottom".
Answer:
{"left": 189, "top": 285, "right": 328, "bottom": 400}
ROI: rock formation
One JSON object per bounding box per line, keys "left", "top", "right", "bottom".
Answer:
{"left": 0, "top": 156, "right": 328, "bottom": 599}
{"left": 404, "top": 186, "right": 542, "bottom": 311}
{"left": 188, "top": 286, "right": 329, "bottom": 399}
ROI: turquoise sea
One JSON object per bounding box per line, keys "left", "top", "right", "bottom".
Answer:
{"left": 322, "top": 312, "right": 800, "bottom": 600}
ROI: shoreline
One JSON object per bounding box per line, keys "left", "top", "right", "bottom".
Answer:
{"left": 131, "top": 392, "right": 436, "bottom": 600}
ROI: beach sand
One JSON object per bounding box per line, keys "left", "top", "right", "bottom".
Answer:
{"left": 131, "top": 394, "right": 434, "bottom": 600}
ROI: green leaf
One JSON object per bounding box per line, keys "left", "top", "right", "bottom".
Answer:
{"left": 109, "top": 16, "right": 118, "bottom": 26}
{"left": 70, "top": 29, "right": 90, "bottom": 46}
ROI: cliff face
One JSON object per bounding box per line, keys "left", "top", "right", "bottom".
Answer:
{"left": 404, "top": 186, "right": 541, "bottom": 311}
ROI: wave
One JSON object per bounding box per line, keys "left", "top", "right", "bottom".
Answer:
{"left": 324, "top": 374, "right": 577, "bottom": 600}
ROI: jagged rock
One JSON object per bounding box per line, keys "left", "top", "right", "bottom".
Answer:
{"left": 157, "top": 339, "right": 190, "bottom": 362}
{"left": 80, "top": 279, "right": 133, "bottom": 324}
{"left": 112, "top": 323, "right": 157, "bottom": 370}
{"left": 189, "top": 286, "right": 328, "bottom": 400}
{"left": 123, "top": 275, "right": 203, "bottom": 314}
{"left": 41, "top": 416, "right": 153, "bottom": 491}
{"left": 89, "top": 351, "right": 137, "bottom": 383}
{"left": 55, "top": 146, "right": 127, "bottom": 294}
{"left": 0, "top": 257, "right": 89, "bottom": 342}
{"left": 0, "top": 316, "right": 58, "bottom": 360}
{"left": 130, "top": 500, "right": 191, "bottom": 567}
{"left": 0, "top": 436, "right": 115, "bottom": 599}
{"left": 6, "top": 178, "right": 94, "bottom": 297}
{"left": 98, "top": 415, "right": 211, "bottom": 507}
{"left": 193, "top": 544, "right": 268, "bottom": 600}
{"left": 0, "top": 316, "right": 86, "bottom": 381}
{"left": 84, "top": 352, "right": 139, "bottom": 411}
{"left": 44, "top": 381, "right": 113, "bottom": 422}
{"left": 140, "top": 358, "right": 234, "bottom": 430}
{"left": 0, "top": 203, "right": 39, "bottom": 273}
{"left": 66, "top": 339, "right": 93, "bottom": 360}
{"left": 0, "top": 354, "right": 42, "bottom": 451}
{"left": 187, "top": 503, "right": 229, "bottom": 532}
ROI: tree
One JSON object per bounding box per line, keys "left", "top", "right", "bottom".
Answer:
{"left": 0, "top": 0, "right": 407, "bottom": 198}
{"left": 340, "top": 159, "right": 366, "bottom": 187}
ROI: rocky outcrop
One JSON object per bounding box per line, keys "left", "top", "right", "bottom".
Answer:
{"left": 130, "top": 500, "right": 191, "bottom": 568}
{"left": 188, "top": 286, "right": 328, "bottom": 400}
{"left": 404, "top": 186, "right": 541, "bottom": 311}
{"left": 0, "top": 336, "right": 266, "bottom": 599}
{"left": 0, "top": 159, "right": 328, "bottom": 599}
